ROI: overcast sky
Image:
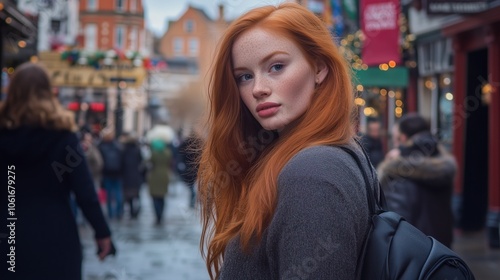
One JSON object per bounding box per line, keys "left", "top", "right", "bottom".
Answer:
{"left": 143, "top": 0, "right": 289, "bottom": 36}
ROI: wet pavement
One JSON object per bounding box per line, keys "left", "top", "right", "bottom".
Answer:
{"left": 78, "top": 180, "right": 500, "bottom": 280}
{"left": 79, "top": 181, "right": 209, "bottom": 280}
{"left": 452, "top": 230, "right": 500, "bottom": 280}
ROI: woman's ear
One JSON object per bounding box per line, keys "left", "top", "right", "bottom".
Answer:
{"left": 315, "top": 60, "right": 328, "bottom": 85}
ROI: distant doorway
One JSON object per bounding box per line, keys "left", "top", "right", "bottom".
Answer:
{"left": 460, "top": 48, "right": 489, "bottom": 230}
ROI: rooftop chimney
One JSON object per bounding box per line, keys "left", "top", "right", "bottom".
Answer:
{"left": 218, "top": 4, "right": 224, "bottom": 21}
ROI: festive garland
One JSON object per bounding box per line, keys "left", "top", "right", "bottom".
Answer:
{"left": 60, "top": 49, "right": 145, "bottom": 68}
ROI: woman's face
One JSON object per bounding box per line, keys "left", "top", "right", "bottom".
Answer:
{"left": 231, "top": 27, "right": 327, "bottom": 132}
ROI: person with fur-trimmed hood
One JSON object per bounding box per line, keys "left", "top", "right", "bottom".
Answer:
{"left": 377, "top": 113, "right": 457, "bottom": 248}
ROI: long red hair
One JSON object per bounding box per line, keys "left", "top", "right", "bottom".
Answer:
{"left": 197, "top": 3, "right": 356, "bottom": 278}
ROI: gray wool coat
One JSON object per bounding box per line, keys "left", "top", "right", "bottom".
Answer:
{"left": 219, "top": 142, "right": 377, "bottom": 280}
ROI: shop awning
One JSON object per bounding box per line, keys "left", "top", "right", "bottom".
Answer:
{"left": 0, "top": 0, "right": 37, "bottom": 38}
{"left": 353, "top": 67, "right": 409, "bottom": 88}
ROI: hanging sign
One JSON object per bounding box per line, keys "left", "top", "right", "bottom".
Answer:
{"left": 361, "top": 0, "right": 401, "bottom": 66}
{"left": 427, "top": 0, "right": 488, "bottom": 14}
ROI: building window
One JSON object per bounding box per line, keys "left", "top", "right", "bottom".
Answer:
{"left": 130, "top": 0, "right": 137, "bottom": 12}
{"left": 84, "top": 24, "right": 97, "bottom": 51}
{"left": 87, "top": 0, "right": 97, "bottom": 10}
{"left": 115, "top": 25, "right": 126, "bottom": 50}
{"left": 130, "top": 26, "right": 138, "bottom": 51}
{"left": 116, "top": 0, "right": 126, "bottom": 11}
{"left": 188, "top": 38, "right": 199, "bottom": 56}
{"left": 173, "top": 37, "right": 183, "bottom": 56}
{"left": 184, "top": 20, "right": 194, "bottom": 33}
{"left": 50, "top": 19, "right": 61, "bottom": 33}
{"left": 438, "top": 73, "right": 454, "bottom": 151}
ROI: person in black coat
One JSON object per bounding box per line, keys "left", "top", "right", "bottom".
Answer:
{"left": 98, "top": 130, "right": 125, "bottom": 219}
{"left": 0, "top": 63, "right": 113, "bottom": 280}
{"left": 377, "top": 113, "right": 456, "bottom": 247}
{"left": 177, "top": 133, "right": 201, "bottom": 209}
{"left": 360, "top": 118, "right": 384, "bottom": 168}
{"left": 121, "top": 132, "right": 143, "bottom": 219}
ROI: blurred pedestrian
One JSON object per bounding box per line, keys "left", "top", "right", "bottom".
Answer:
{"left": 177, "top": 131, "right": 201, "bottom": 209}
{"left": 70, "top": 130, "right": 103, "bottom": 224}
{"left": 0, "top": 62, "right": 113, "bottom": 280}
{"left": 147, "top": 138, "right": 173, "bottom": 225}
{"left": 196, "top": 3, "right": 378, "bottom": 279}
{"left": 81, "top": 130, "right": 103, "bottom": 189}
{"left": 385, "top": 122, "right": 402, "bottom": 160}
{"left": 98, "top": 129, "right": 124, "bottom": 220}
{"left": 121, "top": 132, "right": 143, "bottom": 219}
{"left": 360, "top": 118, "right": 384, "bottom": 168}
{"left": 377, "top": 113, "right": 456, "bottom": 247}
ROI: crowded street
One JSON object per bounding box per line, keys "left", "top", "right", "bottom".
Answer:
{"left": 2, "top": 1, "right": 500, "bottom": 279}
{"left": 79, "top": 180, "right": 208, "bottom": 280}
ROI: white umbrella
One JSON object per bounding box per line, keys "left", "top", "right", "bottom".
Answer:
{"left": 145, "top": 125, "right": 175, "bottom": 144}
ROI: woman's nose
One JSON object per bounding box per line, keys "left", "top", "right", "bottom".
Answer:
{"left": 252, "top": 76, "right": 271, "bottom": 98}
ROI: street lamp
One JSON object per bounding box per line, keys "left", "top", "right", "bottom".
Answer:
{"left": 106, "top": 52, "right": 124, "bottom": 138}
{"left": 115, "top": 62, "right": 125, "bottom": 139}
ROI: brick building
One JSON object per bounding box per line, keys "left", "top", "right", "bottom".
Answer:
{"left": 159, "top": 4, "right": 227, "bottom": 76}
{"left": 79, "top": 0, "right": 149, "bottom": 56}
{"left": 155, "top": 4, "right": 228, "bottom": 132}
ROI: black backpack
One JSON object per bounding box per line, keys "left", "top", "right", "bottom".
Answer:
{"left": 100, "top": 142, "right": 123, "bottom": 173}
{"left": 339, "top": 145, "right": 475, "bottom": 280}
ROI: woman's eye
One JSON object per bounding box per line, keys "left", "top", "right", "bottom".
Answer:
{"left": 237, "top": 74, "right": 253, "bottom": 83}
{"left": 270, "top": 64, "right": 284, "bottom": 72}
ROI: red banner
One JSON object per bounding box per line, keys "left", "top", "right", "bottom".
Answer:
{"left": 361, "top": 0, "right": 400, "bottom": 66}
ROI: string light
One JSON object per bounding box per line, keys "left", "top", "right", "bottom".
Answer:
{"left": 364, "top": 107, "right": 377, "bottom": 117}
{"left": 379, "top": 64, "right": 389, "bottom": 71}
{"left": 425, "top": 80, "right": 435, "bottom": 89}
{"left": 443, "top": 77, "right": 451, "bottom": 86}
{"left": 355, "top": 97, "right": 366, "bottom": 106}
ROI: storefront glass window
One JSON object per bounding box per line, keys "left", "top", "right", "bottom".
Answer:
{"left": 438, "top": 73, "right": 454, "bottom": 151}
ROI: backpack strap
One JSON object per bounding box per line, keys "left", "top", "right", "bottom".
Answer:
{"left": 339, "top": 142, "right": 385, "bottom": 214}
{"left": 354, "top": 138, "right": 388, "bottom": 210}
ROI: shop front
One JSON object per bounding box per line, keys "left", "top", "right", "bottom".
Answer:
{"left": 39, "top": 51, "right": 149, "bottom": 137}
{"left": 442, "top": 4, "right": 500, "bottom": 247}
{"left": 416, "top": 36, "right": 455, "bottom": 150}
{"left": 353, "top": 66, "right": 409, "bottom": 151}
{"left": 0, "top": 0, "right": 37, "bottom": 96}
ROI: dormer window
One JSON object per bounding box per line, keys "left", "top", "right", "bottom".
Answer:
{"left": 116, "top": 0, "right": 126, "bottom": 12}
{"left": 184, "top": 20, "right": 194, "bottom": 33}
{"left": 88, "top": 0, "right": 97, "bottom": 11}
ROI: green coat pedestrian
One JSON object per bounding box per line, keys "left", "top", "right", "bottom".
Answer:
{"left": 147, "top": 140, "right": 172, "bottom": 198}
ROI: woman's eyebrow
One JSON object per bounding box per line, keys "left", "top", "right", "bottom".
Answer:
{"left": 233, "top": 51, "right": 289, "bottom": 72}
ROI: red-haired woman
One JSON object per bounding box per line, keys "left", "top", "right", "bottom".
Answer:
{"left": 197, "top": 3, "right": 379, "bottom": 279}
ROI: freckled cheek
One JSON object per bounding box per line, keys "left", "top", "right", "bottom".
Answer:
{"left": 282, "top": 71, "right": 314, "bottom": 97}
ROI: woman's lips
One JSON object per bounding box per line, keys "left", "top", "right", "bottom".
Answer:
{"left": 256, "top": 102, "right": 280, "bottom": 118}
